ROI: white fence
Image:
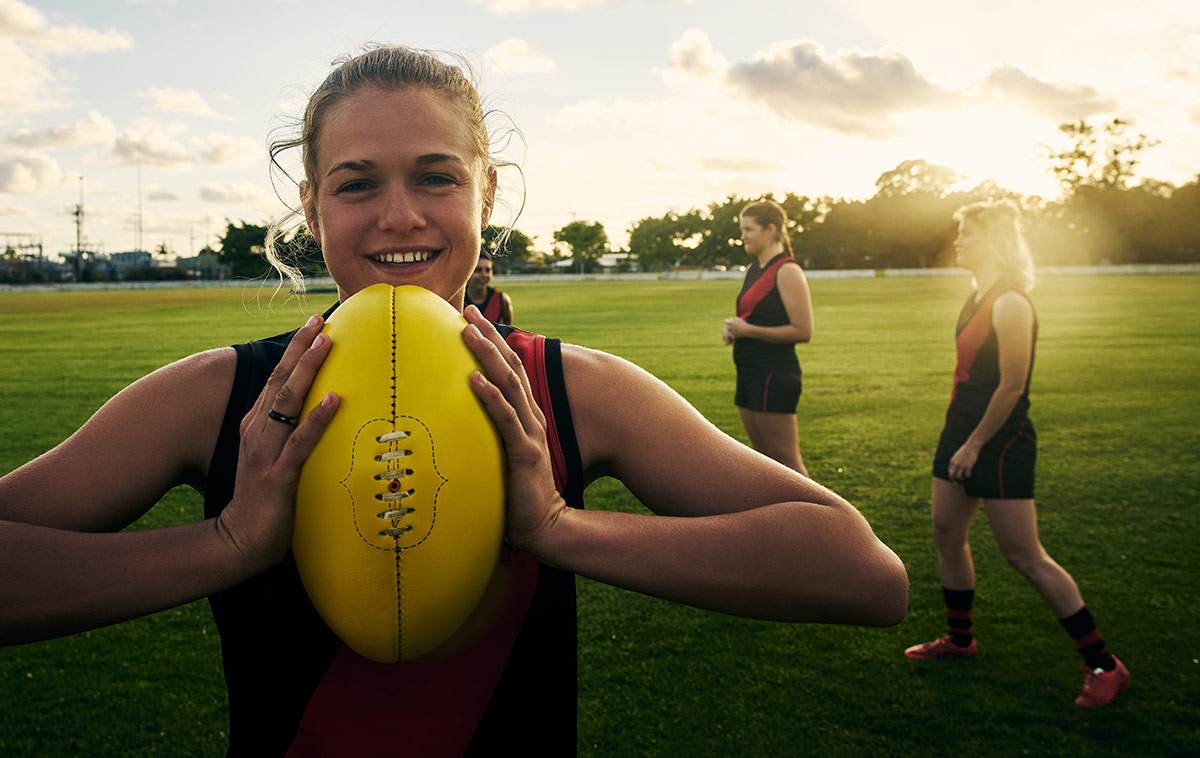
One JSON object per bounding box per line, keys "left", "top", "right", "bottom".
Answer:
{"left": 3, "top": 263, "right": 1199, "bottom": 294}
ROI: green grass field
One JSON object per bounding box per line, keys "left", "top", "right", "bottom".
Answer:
{"left": 1, "top": 275, "right": 1197, "bottom": 757}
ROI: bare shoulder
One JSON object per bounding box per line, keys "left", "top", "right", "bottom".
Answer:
{"left": 778, "top": 260, "right": 808, "bottom": 281}
{"left": 993, "top": 290, "right": 1034, "bottom": 326}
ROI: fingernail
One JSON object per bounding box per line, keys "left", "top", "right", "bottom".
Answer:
{"left": 310, "top": 333, "right": 326, "bottom": 349}
{"left": 306, "top": 314, "right": 320, "bottom": 327}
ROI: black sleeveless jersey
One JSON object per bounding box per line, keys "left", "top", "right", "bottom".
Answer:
{"left": 733, "top": 253, "right": 801, "bottom": 369}
{"left": 464, "top": 286, "right": 505, "bottom": 323}
{"left": 948, "top": 281, "right": 1037, "bottom": 420}
{"left": 203, "top": 303, "right": 584, "bottom": 756}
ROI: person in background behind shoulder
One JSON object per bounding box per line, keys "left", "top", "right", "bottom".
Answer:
{"left": 465, "top": 248, "right": 514, "bottom": 325}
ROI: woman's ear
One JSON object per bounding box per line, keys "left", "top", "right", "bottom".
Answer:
{"left": 480, "top": 167, "right": 498, "bottom": 230}
{"left": 300, "top": 180, "right": 321, "bottom": 244}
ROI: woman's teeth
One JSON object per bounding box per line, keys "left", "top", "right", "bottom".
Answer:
{"left": 374, "top": 250, "right": 434, "bottom": 264}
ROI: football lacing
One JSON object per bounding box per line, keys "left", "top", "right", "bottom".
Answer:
{"left": 376, "top": 431, "right": 414, "bottom": 538}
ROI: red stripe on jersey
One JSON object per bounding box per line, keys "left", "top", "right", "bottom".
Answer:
{"left": 503, "top": 330, "right": 566, "bottom": 490}
{"left": 738, "top": 256, "right": 795, "bottom": 320}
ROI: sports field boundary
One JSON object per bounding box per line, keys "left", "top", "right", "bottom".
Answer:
{"left": 2, "top": 262, "right": 1197, "bottom": 294}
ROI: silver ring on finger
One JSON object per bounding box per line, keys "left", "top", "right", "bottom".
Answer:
{"left": 268, "top": 409, "right": 299, "bottom": 427}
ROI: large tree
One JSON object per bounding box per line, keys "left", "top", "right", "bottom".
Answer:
{"left": 217, "top": 221, "right": 271, "bottom": 278}
{"left": 553, "top": 220, "right": 608, "bottom": 273}
{"left": 627, "top": 210, "right": 703, "bottom": 271}
{"left": 483, "top": 224, "right": 535, "bottom": 272}
{"left": 1041, "top": 118, "right": 1160, "bottom": 195}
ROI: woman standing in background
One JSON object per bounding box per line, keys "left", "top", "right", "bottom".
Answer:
{"left": 723, "top": 200, "right": 814, "bottom": 476}
{"left": 903, "top": 200, "right": 1129, "bottom": 708}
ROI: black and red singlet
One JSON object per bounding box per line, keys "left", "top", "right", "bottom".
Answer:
{"left": 464, "top": 286, "right": 507, "bottom": 324}
{"left": 204, "top": 305, "right": 583, "bottom": 756}
{"left": 948, "top": 279, "right": 1038, "bottom": 421}
{"left": 733, "top": 253, "right": 802, "bottom": 370}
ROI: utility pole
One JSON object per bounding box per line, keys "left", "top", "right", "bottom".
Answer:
{"left": 137, "top": 164, "right": 144, "bottom": 253}
{"left": 73, "top": 175, "right": 84, "bottom": 280}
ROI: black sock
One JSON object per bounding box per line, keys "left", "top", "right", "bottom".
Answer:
{"left": 1059, "top": 606, "right": 1116, "bottom": 671}
{"left": 943, "top": 587, "right": 974, "bottom": 647}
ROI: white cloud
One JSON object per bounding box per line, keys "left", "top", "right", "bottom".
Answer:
{"left": 145, "top": 187, "right": 178, "bottom": 202}
{"left": 111, "top": 120, "right": 192, "bottom": 169}
{"left": 0, "top": 202, "right": 33, "bottom": 216}
{"left": 486, "top": 39, "right": 555, "bottom": 75}
{"left": 197, "top": 133, "right": 260, "bottom": 167}
{"left": 976, "top": 66, "right": 1116, "bottom": 121}
{"left": 725, "top": 38, "right": 958, "bottom": 138}
{"left": 0, "top": 147, "right": 63, "bottom": 193}
{"left": 660, "top": 28, "right": 728, "bottom": 86}
{"left": 0, "top": 1, "right": 131, "bottom": 115}
{"left": 137, "top": 87, "right": 231, "bottom": 119}
{"left": 199, "top": 180, "right": 271, "bottom": 204}
{"left": 0, "top": 0, "right": 132, "bottom": 54}
{"left": 4, "top": 109, "right": 116, "bottom": 148}
{"left": 473, "top": 0, "right": 607, "bottom": 14}
{"left": 0, "top": 41, "right": 58, "bottom": 115}
{"left": 699, "top": 157, "right": 786, "bottom": 174}
{"left": 474, "top": 0, "right": 693, "bottom": 13}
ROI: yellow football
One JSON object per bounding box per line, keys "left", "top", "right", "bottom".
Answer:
{"left": 294, "top": 284, "right": 506, "bottom": 662}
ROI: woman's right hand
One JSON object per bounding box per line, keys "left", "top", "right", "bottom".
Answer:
{"left": 217, "top": 314, "right": 340, "bottom": 573}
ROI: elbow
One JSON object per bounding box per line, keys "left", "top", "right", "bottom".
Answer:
{"left": 860, "top": 545, "right": 909, "bottom": 627}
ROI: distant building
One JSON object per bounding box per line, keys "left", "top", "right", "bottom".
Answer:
{"left": 108, "top": 250, "right": 154, "bottom": 277}
{"left": 176, "top": 250, "right": 230, "bottom": 280}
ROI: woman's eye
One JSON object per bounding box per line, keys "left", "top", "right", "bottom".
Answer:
{"left": 336, "top": 180, "right": 372, "bottom": 193}
{"left": 420, "top": 174, "right": 459, "bottom": 187}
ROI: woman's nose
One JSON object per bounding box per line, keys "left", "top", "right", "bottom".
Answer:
{"left": 378, "top": 185, "right": 425, "bottom": 232}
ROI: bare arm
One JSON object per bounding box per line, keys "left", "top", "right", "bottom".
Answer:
{"left": 500, "top": 292, "right": 514, "bottom": 325}
{"left": 947, "top": 292, "right": 1034, "bottom": 480}
{"left": 464, "top": 307, "right": 905, "bottom": 627}
{"left": 724, "top": 264, "right": 814, "bottom": 345}
{"left": 0, "top": 317, "right": 338, "bottom": 644}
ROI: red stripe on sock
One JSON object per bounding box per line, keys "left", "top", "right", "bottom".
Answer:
{"left": 946, "top": 608, "right": 973, "bottom": 620}
{"left": 1073, "top": 629, "right": 1102, "bottom": 649}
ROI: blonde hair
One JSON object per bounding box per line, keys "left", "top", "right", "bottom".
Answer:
{"left": 265, "top": 45, "right": 522, "bottom": 292}
{"left": 953, "top": 200, "right": 1035, "bottom": 290}
{"left": 741, "top": 200, "right": 793, "bottom": 256}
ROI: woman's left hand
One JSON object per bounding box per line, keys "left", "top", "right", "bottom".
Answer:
{"left": 724, "top": 316, "right": 749, "bottom": 339}
{"left": 462, "top": 306, "right": 569, "bottom": 555}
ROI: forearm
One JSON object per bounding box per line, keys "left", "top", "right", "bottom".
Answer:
{"left": 964, "top": 384, "right": 1023, "bottom": 449}
{"left": 738, "top": 322, "right": 811, "bottom": 345}
{"left": 0, "top": 517, "right": 257, "bottom": 645}
{"left": 532, "top": 500, "right": 906, "bottom": 626}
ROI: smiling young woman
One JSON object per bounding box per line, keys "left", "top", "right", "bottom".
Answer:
{"left": 722, "top": 199, "right": 814, "bottom": 476}
{"left": 0, "top": 46, "right": 907, "bottom": 755}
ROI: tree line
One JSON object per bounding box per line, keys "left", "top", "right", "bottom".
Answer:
{"left": 209, "top": 118, "right": 1196, "bottom": 279}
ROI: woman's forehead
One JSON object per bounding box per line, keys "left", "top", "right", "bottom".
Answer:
{"left": 317, "top": 88, "right": 479, "bottom": 168}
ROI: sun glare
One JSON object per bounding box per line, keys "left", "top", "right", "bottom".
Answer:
{"left": 895, "top": 107, "right": 1063, "bottom": 200}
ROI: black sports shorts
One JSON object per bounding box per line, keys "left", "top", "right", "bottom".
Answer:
{"left": 933, "top": 409, "right": 1037, "bottom": 499}
{"left": 735, "top": 365, "right": 802, "bottom": 414}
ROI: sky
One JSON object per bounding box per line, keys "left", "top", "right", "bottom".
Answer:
{"left": 2, "top": 0, "right": 1198, "bottom": 260}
